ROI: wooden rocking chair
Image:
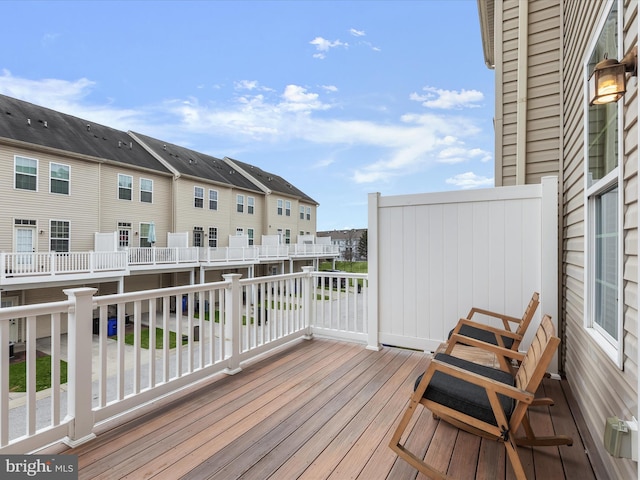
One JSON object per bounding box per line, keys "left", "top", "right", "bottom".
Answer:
{"left": 389, "top": 315, "right": 572, "bottom": 480}
{"left": 441, "top": 292, "right": 539, "bottom": 372}
{"left": 447, "top": 291, "right": 539, "bottom": 351}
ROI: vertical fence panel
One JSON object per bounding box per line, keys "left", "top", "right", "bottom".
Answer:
{"left": 371, "top": 179, "right": 558, "bottom": 354}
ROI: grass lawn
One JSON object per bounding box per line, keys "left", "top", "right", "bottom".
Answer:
{"left": 319, "top": 261, "right": 368, "bottom": 273}
{"left": 117, "top": 327, "right": 187, "bottom": 349}
{"left": 10, "top": 356, "right": 68, "bottom": 392}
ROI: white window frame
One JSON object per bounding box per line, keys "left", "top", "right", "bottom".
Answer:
{"left": 285, "top": 200, "right": 291, "bottom": 217}
{"left": 300, "top": 206, "right": 305, "bottom": 220}
{"left": 247, "top": 196, "right": 255, "bottom": 215}
{"left": 583, "top": 0, "right": 624, "bottom": 368}
{"left": 209, "top": 189, "right": 218, "bottom": 210}
{"left": 237, "top": 194, "right": 244, "bottom": 213}
{"left": 247, "top": 228, "right": 254, "bottom": 245}
{"left": 306, "top": 206, "right": 311, "bottom": 221}
{"left": 208, "top": 227, "right": 218, "bottom": 247}
{"left": 118, "top": 174, "right": 133, "bottom": 201}
{"left": 15, "top": 156, "right": 38, "bottom": 191}
{"left": 194, "top": 186, "right": 204, "bottom": 208}
{"left": 277, "top": 199, "right": 283, "bottom": 215}
{"left": 50, "top": 162, "right": 70, "bottom": 195}
{"left": 140, "top": 178, "right": 153, "bottom": 203}
{"left": 50, "top": 219, "right": 70, "bottom": 252}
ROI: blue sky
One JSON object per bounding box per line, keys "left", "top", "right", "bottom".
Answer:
{"left": 0, "top": 0, "right": 495, "bottom": 231}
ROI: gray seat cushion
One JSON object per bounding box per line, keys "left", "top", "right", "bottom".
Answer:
{"left": 448, "top": 324, "right": 515, "bottom": 349}
{"left": 415, "top": 353, "right": 515, "bottom": 426}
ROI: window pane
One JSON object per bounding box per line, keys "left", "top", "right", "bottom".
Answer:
{"left": 587, "top": 3, "right": 618, "bottom": 187}
{"left": 118, "top": 174, "right": 132, "bottom": 200}
{"left": 16, "top": 157, "right": 37, "bottom": 191}
{"left": 594, "top": 187, "right": 618, "bottom": 339}
{"left": 50, "top": 221, "right": 70, "bottom": 252}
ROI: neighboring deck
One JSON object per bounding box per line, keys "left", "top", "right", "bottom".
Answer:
{"left": 44, "top": 338, "right": 607, "bottom": 479}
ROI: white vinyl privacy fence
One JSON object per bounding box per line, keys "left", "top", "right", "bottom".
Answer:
{"left": 368, "top": 177, "right": 558, "bottom": 362}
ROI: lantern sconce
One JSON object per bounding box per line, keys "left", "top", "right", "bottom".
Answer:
{"left": 589, "top": 46, "right": 638, "bottom": 105}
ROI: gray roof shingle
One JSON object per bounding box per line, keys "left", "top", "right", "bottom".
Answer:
{"left": 131, "top": 132, "right": 263, "bottom": 192}
{"left": 225, "top": 157, "right": 318, "bottom": 205}
{"left": 0, "top": 94, "right": 170, "bottom": 173}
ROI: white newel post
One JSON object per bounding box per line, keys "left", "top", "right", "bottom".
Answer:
{"left": 223, "top": 274, "right": 242, "bottom": 375}
{"left": 367, "top": 192, "right": 381, "bottom": 351}
{"left": 63, "top": 287, "right": 97, "bottom": 447}
{"left": 301, "top": 266, "right": 314, "bottom": 340}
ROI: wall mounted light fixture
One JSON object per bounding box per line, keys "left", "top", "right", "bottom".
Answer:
{"left": 589, "top": 46, "right": 638, "bottom": 105}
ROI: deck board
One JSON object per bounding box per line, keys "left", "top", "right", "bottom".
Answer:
{"left": 46, "top": 338, "right": 603, "bottom": 479}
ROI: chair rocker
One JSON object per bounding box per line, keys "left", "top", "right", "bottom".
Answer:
{"left": 390, "top": 315, "right": 572, "bottom": 480}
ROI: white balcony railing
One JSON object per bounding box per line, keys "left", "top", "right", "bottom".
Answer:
{"left": 0, "top": 268, "right": 370, "bottom": 454}
{"left": 0, "top": 251, "right": 128, "bottom": 281}
{"left": 288, "top": 244, "right": 340, "bottom": 256}
{"left": 257, "top": 245, "right": 290, "bottom": 259}
{"left": 200, "top": 246, "right": 260, "bottom": 263}
{"left": 126, "top": 247, "right": 200, "bottom": 265}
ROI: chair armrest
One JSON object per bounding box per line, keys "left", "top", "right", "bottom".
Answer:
{"left": 453, "top": 318, "right": 522, "bottom": 340}
{"left": 467, "top": 307, "right": 521, "bottom": 331}
{"left": 446, "top": 332, "right": 526, "bottom": 363}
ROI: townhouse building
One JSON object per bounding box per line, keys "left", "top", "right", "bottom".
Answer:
{"left": 0, "top": 94, "right": 337, "bottom": 342}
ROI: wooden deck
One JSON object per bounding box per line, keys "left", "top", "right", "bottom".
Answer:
{"left": 44, "top": 337, "right": 607, "bottom": 479}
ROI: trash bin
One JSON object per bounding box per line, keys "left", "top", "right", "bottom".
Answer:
{"left": 107, "top": 318, "right": 117, "bottom": 336}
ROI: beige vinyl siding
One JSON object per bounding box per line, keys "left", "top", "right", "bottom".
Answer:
{"left": 0, "top": 144, "right": 101, "bottom": 252}
{"left": 173, "top": 180, "right": 234, "bottom": 246}
{"left": 495, "top": 0, "right": 561, "bottom": 186}
{"left": 99, "top": 164, "right": 172, "bottom": 247}
{"left": 231, "top": 192, "right": 264, "bottom": 240}
{"left": 496, "top": 0, "right": 520, "bottom": 185}
{"left": 562, "top": 1, "right": 637, "bottom": 478}
{"left": 265, "top": 194, "right": 301, "bottom": 239}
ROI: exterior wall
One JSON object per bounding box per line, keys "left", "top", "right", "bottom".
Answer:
{"left": 489, "top": 0, "right": 638, "bottom": 475}
{"left": 494, "top": 0, "right": 562, "bottom": 186}
{"left": 562, "top": 1, "right": 637, "bottom": 478}
{"left": 264, "top": 194, "right": 307, "bottom": 243}
{"left": 230, "top": 190, "right": 264, "bottom": 242}
{"left": 0, "top": 143, "right": 101, "bottom": 252}
{"left": 173, "top": 179, "right": 238, "bottom": 246}
{"left": 98, "top": 163, "right": 172, "bottom": 247}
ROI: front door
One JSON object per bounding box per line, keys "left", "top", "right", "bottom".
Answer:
{"left": 15, "top": 227, "right": 35, "bottom": 271}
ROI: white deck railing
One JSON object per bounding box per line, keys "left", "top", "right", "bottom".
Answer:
{"left": 288, "top": 244, "right": 340, "bottom": 256}
{"left": 0, "top": 251, "right": 128, "bottom": 281}
{"left": 0, "top": 268, "right": 371, "bottom": 454}
{"left": 126, "top": 247, "right": 200, "bottom": 265}
{"left": 200, "top": 246, "right": 260, "bottom": 263}
{"left": 257, "top": 245, "right": 290, "bottom": 259}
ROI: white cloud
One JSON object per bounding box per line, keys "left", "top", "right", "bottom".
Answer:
{"left": 410, "top": 86, "right": 484, "bottom": 109}
{"left": 280, "top": 85, "right": 331, "bottom": 112}
{"left": 349, "top": 28, "right": 366, "bottom": 37}
{"left": 42, "top": 33, "right": 60, "bottom": 47}
{"left": 234, "top": 80, "right": 273, "bottom": 92}
{"left": 446, "top": 172, "right": 494, "bottom": 189}
{"left": 437, "top": 146, "right": 493, "bottom": 164}
{"left": 0, "top": 69, "right": 144, "bottom": 130}
{"left": 321, "top": 85, "right": 338, "bottom": 93}
{"left": 310, "top": 36, "right": 348, "bottom": 59}
{"left": 0, "top": 71, "right": 492, "bottom": 190}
